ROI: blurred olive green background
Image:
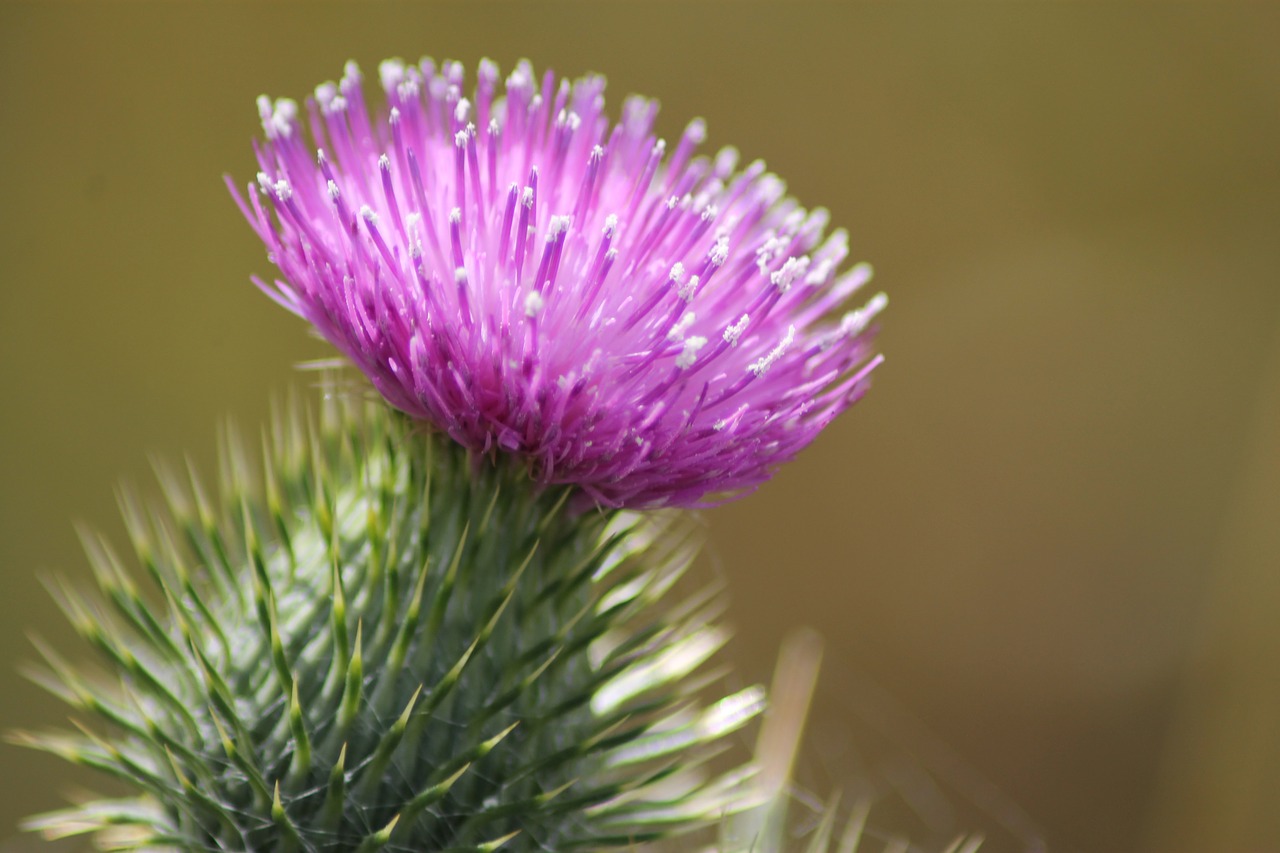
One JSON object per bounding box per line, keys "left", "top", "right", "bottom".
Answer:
{"left": 3, "top": 3, "right": 1279, "bottom": 851}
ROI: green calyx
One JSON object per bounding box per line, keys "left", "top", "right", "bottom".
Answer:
{"left": 17, "top": 389, "right": 763, "bottom": 851}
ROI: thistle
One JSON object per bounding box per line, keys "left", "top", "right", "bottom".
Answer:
{"left": 18, "top": 57, "right": 887, "bottom": 852}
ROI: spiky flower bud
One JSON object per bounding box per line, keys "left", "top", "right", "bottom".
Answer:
{"left": 18, "top": 391, "right": 763, "bottom": 851}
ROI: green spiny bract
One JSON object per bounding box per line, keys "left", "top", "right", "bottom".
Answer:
{"left": 17, "top": 389, "right": 764, "bottom": 852}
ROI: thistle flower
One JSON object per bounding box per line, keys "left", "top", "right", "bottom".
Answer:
{"left": 233, "top": 58, "right": 886, "bottom": 508}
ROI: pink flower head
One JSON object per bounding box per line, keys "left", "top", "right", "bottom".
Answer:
{"left": 232, "top": 59, "right": 885, "bottom": 508}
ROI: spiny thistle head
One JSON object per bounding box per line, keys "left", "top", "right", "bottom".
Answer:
{"left": 16, "top": 389, "right": 764, "bottom": 851}
{"left": 233, "top": 58, "right": 885, "bottom": 508}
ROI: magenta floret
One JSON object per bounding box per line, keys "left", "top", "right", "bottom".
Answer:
{"left": 232, "top": 58, "right": 884, "bottom": 508}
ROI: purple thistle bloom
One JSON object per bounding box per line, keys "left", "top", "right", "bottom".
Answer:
{"left": 232, "top": 59, "right": 885, "bottom": 508}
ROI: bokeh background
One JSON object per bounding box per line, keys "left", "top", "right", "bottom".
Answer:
{"left": 3, "top": 3, "right": 1279, "bottom": 851}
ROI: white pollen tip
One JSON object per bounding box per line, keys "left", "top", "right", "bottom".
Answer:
{"left": 748, "top": 325, "right": 796, "bottom": 377}
{"left": 678, "top": 274, "right": 699, "bottom": 302}
{"left": 273, "top": 180, "right": 292, "bottom": 202}
{"left": 837, "top": 292, "right": 889, "bottom": 340}
{"left": 669, "top": 262, "right": 686, "bottom": 283}
{"left": 256, "top": 172, "right": 272, "bottom": 191}
{"left": 258, "top": 98, "right": 298, "bottom": 139}
{"left": 378, "top": 153, "right": 390, "bottom": 170}
{"left": 675, "top": 336, "right": 708, "bottom": 370}
{"left": 455, "top": 98, "right": 471, "bottom": 123}
{"left": 454, "top": 267, "right": 468, "bottom": 284}
{"left": 604, "top": 214, "right": 618, "bottom": 236}
{"left": 489, "top": 117, "right": 500, "bottom": 134}
{"left": 524, "top": 291, "right": 545, "bottom": 318}
{"left": 389, "top": 107, "right": 401, "bottom": 124}
{"left": 713, "top": 404, "right": 748, "bottom": 432}
{"left": 710, "top": 238, "right": 730, "bottom": 267}
{"left": 449, "top": 207, "right": 462, "bottom": 224}
{"left": 315, "top": 82, "right": 338, "bottom": 105}
{"left": 327, "top": 180, "right": 340, "bottom": 200}
{"left": 378, "top": 59, "right": 406, "bottom": 92}
{"left": 770, "top": 255, "right": 811, "bottom": 293}
{"left": 360, "top": 205, "right": 377, "bottom": 223}
{"left": 667, "top": 311, "right": 697, "bottom": 342}
{"left": 805, "top": 258, "right": 835, "bottom": 287}
{"left": 724, "top": 314, "right": 750, "bottom": 345}
{"left": 521, "top": 187, "right": 534, "bottom": 207}
{"left": 454, "top": 130, "right": 468, "bottom": 147}
{"left": 714, "top": 146, "right": 740, "bottom": 177}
